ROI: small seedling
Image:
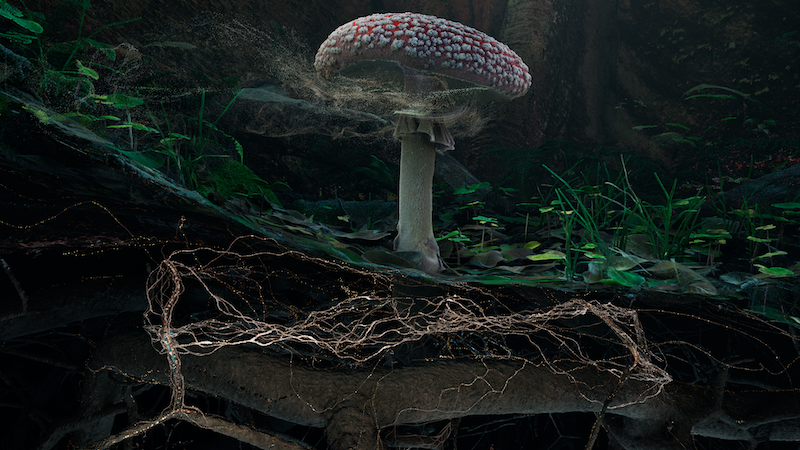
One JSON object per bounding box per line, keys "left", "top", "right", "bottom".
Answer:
{"left": 472, "top": 215, "right": 500, "bottom": 250}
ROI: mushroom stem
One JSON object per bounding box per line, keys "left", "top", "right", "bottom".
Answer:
{"left": 394, "top": 130, "right": 443, "bottom": 273}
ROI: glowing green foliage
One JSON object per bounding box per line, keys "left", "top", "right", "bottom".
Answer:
{"left": 0, "top": 1, "right": 43, "bottom": 43}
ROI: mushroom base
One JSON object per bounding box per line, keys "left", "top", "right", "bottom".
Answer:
{"left": 394, "top": 131, "right": 443, "bottom": 274}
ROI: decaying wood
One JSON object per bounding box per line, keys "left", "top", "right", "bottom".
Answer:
{"left": 83, "top": 328, "right": 800, "bottom": 449}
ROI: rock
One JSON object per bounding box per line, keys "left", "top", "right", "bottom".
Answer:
{"left": 0, "top": 43, "right": 36, "bottom": 88}
{"left": 718, "top": 163, "right": 800, "bottom": 210}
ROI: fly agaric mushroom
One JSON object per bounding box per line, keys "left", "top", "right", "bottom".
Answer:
{"left": 315, "top": 12, "right": 531, "bottom": 273}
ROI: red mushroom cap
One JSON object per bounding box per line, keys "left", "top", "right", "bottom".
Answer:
{"left": 315, "top": 12, "right": 531, "bottom": 100}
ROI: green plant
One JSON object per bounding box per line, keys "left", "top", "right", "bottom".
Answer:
{"left": 3, "top": 2, "right": 289, "bottom": 211}
{"left": 85, "top": 89, "right": 283, "bottom": 206}
{"left": 1, "top": 1, "right": 43, "bottom": 44}
{"left": 537, "top": 168, "right": 604, "bottom": 279}
{"left": 516, "top": 180, "right": 572, "bottom": 238}
{"left": 354, "top": 155, "right": 395, "bottom": 189}
{"left": 100, "top": 93, "right": 149, "bottom": 148}
{"left": 484, "top": 141, "right": 582, "bottom": 198}
{"left": 351, "top": 194, "right": 385, "bottom": 231}
{"left": 471, "top": 215, "right": 500, "bottom": 251}
{"left": 548, "top": 166, "right": 624, "bottom": 257}
{"left": 436, "top": 229, "right": 470, "bottom": 266}
{"left": 652, "top": 192, "right": 704, "bottom": 259}
{"left": 537, "top": 157, "right": 709, "bottom": 280}
{"left": 450, "top": 182, "right": 494, "bottom": 225}
{"left": 746, "top": 222, "right": 785, "bottom": 263}
{"left": 606, "top": 160, "right": 704, "bottom": 261}
{"left": 144, "top": 89, "right": 244, "bottom": 191}
{"left": 2, "top": 0, "right": 139, "bottom": 103}
{"left": 555, "top": 195, "right": 605, "bottom": 279}
{"left": 772, "top": 202, "right": 800, "bottom": 246}
{"left": 453, "top": 181, "right": 492, "bottom": 196}
{"left": 206, "top": 160, "right": 289, "bottom": 208}
{"left": 687, "top": 227, "right": 731, "bottom": 266}
{"left": 682, "top": 83, "right": 761, "bottom": 104}
{"left": 605, "top": 266, "right": 646, "bottom": 288}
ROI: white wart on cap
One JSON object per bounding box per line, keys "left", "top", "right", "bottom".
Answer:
{"left": 315, "top": 12, "right": 532, "bottom": 101}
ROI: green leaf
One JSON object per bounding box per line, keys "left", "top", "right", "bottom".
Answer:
{"left": 607, "top": 267, "right": 646, "bottom": 287}
{"left": 690, "top": 230, "right": 732, "bottom": 239}
{"left": 523, "top": 240, "right": 541, "bottom": 250}
{"left": 753, "top": 264, "right": 793, "bottom": 277}
{"left": 756, "top": 251, "right": 788, "bottom": 259}
{"left": 453, "top": 181, "right": 491, "bottom": 195}
{"left": 75, "top": 60, "right": 99, "bottom": 80}
{"left": 751, "top": 305, "right": 800, "bottom": 329}
{"left": 682, "top": 83, "right": 760, "bottom": 104}
{"left": 86, "top": 38, "right": 116, "bottom": 61}
{"left": 268, "top": 181, "right": 291, "bottom": 191}
{"left": 584, "top": 253, "right": 606, "bottom": 260}
{"left": 436, "top": 230, "right": 469, "bottom": 242}
{"left": 22, "top": 105, "right": 52, "bottom": 124}
{"left": 666, "top": 122, "right": 691, "bottom": 131}
{"left": 0, "top": 30, "right": 37, "bottom": 44}
{"left": 527, "top": 250, "right": 566, "bottom": 261}
{"left": 105, "top": 93, "right": 144, "bottom": 109}
{"left": 0, "top": 2, "right": 23, "bottom": 18}
{"left": 773, "top": 202, "right": 800, "bottom": 209}
{"left": 209, "top": 160, "right": 289, "bottom": 206}
{"left": 0, "top": 2, "right": 44, "bottom": 34}
{"left": 107, "top": 121, "right": 158, "bottom": 133}
{"left": 473, "top": 215, "right": 498, "bottom": 224}
{"left": 684, "top": 94, "right": 737, "bottom": 100}
{"left": 168, "top": 132, "right": 191, "bottom": 139}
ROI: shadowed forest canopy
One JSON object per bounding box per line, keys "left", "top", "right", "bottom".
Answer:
{"left": 1, "top": 0, "right": 800, "bottom": 449}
